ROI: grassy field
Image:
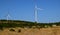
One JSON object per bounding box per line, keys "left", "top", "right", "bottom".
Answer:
{"left": 0, "top": 20, "right": 60, "bottom": 35}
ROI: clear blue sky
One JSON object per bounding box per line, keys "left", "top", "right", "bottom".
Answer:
{"left": 0, "top": 0, "right": 60, "bottom": 23}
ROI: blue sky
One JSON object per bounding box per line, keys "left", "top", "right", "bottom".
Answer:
{"left": 0, "top": 0, "right": 60, "bottom": 23}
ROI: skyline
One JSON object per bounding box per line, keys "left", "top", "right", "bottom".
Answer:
{"left": 0, "top": 0, "right": 60, "bottom": 23}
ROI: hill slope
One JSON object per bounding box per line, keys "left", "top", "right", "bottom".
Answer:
{"left": 0, "top": 20, "right": 60, "bottom": 35}
{"left": 0, "top": 19, "right": 60, "bottom": 28}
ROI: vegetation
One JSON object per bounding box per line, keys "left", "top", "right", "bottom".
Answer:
{"left": 9, "top": 28, "right": 15, "bottom": 32}
{"left": 18, "top": 29, "right": 21, "bottom": 33}
{"left": 0, "top": 20, "right": 60, "bottom": 30}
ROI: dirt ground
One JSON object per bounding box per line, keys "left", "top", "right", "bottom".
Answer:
{"left": 0, "top": 26, "right": 60, "bottom": 35}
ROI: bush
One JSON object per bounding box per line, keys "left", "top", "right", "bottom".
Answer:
{"left": 0, "top": 25, "right": 3, "bottom": 31}
{"left": 18, "top": 29, "right": 21, "bottom": 33}
{"left": 0, "top": 27, "right": 3, "bottom": 31}
{"left": 9, "top": 28, "right": 15, "bottom": 32}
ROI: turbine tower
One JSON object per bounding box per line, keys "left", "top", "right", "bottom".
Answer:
{"left": 7, "top": 11, "right": 11, "bottom": 20}
{"left": 35, "top": 4, "right": 38, "bottom": 22}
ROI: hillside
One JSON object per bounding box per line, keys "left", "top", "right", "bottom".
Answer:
{"left": 0, "top": 19, "right": 60, "bottom": 29}
{"left": 0, "top": 20, "right": 60, "bottom": 35}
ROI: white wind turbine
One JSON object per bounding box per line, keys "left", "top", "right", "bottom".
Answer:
{"left": 6, "top": 9, "right": 13, "bottom": 23}
{"left": 7, "top": 10, "right": 12, "bottom": 20}
{"left": 34, "top": 0, "right": 43, "bottom": 23}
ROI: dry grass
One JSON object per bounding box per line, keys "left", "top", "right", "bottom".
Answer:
{"left": 0, "top": 26, "right": 60, "bottom": 35}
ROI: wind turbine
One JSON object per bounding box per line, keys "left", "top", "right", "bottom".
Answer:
{"left": 34, "top": 0, "right": 43, "bottom": 23}
{"left": 7, "top": 11, "right": 11, "bottom": 20}
{"left": 6, "top": 9, "right": 13, "bottom": 23}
